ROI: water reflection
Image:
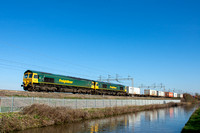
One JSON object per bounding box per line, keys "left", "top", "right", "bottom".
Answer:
{"left": 16, "top": 105, "right": 198, "bottom": 133}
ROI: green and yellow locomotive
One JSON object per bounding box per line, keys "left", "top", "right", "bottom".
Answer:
{"left": 21, "top": 70, "right": 127, "bottom": 96}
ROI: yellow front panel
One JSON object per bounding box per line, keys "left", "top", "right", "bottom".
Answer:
{"left": 23, "top": 72, "right": 32, "bottom": 87}
{"left": 95, "top": 82, "right": 99, "bottom": 89}
{"left": 91, "top": 82, "right": 95, "bottom": 89}
{"left": 91, "top": 82, "right": 99, "bottom": 89}
{"left": 32, "top": 73, "right": 38, "bottom": 83}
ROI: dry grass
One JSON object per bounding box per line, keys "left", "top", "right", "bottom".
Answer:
{"left": 0, "top": 112, "right": 41, "bottom": 132}
{"left": 0, "top": 102, "right": 185, "bottom": 132}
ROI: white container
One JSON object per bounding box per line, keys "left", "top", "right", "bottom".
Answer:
{"left": 144, "top": 89, "right": 157, "bottom": 96}
{"left": 161, "top": 91, "right": 165, "bottom": 97}
{"left": 177, "top": 94, "right": 183, "bottom": 98}
{"left": 157, "top": 91, "right": 165, "bottom": 97}
{"left": 127, "top": 87, "right": 140, "bottom": 95}
{"left": 174, "top": 93, "right": 177, "bottom": 97}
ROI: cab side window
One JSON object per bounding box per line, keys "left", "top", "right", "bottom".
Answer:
{"left": 120, "top": 87, "right": 123, "bottom": 90}
{"left": 34, "top": 75, "right": 39, "bottom": 79}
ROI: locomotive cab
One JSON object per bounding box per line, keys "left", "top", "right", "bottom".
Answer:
{"left": 22, "top": 70, "right": 39, "bottom": 90}
{"left": 91, "top": 81, "right": 99, "bottom": 90}
{"left": 95, "top": 82, "right": 99, "bottom": 89}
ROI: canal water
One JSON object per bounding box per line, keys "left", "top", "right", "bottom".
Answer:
{"left": 17, "top": 104, "right": 198, "bottom": 133}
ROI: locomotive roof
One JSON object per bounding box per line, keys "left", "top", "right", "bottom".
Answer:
{"left": 24, "top": 70, "right": 125, "bottom": 86}
{"left": 25, "top": 70, "right": 94, "bottom": 81}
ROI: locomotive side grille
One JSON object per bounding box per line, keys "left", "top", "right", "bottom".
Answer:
{"left": 120, "top": 87, "right": 123, "bottom": 90}
{"left": 44, "top": 77, "right": 54, "bottom": 83}
{"left": 102, "top": 84, "right": 107, "bottom": 88}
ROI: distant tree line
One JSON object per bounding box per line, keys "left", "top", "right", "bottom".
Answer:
{"left": 182, "top": 93, "right": 200, "bottom": 103}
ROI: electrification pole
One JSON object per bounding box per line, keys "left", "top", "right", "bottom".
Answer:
{"left": 98, "top": 75, "right": 134, "bottom": 87}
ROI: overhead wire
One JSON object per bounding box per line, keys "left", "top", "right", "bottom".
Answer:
{"left": 0, "top": 58, "right": 131, "bottom": 85}
{"left": 0, "top": 43, "right": 116, "bottom": 76}
{"left": 0, "top": 64, "right": 25, "bottom": 71}
{"left": 0, "top": 62, "right": 103, "bottom": 82}
{"left": 0, "top": 42, "right": 133, "bottom": 87}
{"left": 0, "top": 62, "right": 27, "bottom": 70}
{"left": 0, "top": 58, "right": 96, "bottom": 79}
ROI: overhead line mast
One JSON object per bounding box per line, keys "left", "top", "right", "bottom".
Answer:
{"left": 139, "top": 83, "right": 166, "bottom": 91}
{"left": 98, "top": 74, "right": 134, "bottom": 87}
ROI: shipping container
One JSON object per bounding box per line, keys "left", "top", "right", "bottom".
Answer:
{"left": 173, "top": 93, "right": 177, "bottom": 97}
{"left": 165, "top": 92, "right": 173, "bottom": 97}
{"left": 144, "top": 89, "right": 157, "bottom": 96}
{"left": 157, "top": 91, "right": 165, "bottom": 97}
{"left": 177, "top": 94, "right": 183, "bottom": 98}
{"left": 127, "top": 87, "right": 140, "bottom": 95}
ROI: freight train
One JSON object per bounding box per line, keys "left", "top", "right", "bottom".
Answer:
{"left": 21, "top": 70, "right": 183, "bottom": 98}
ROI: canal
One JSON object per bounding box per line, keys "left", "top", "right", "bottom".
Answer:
{"left": 16, "top": 104, "right": 199, "bottom": 133}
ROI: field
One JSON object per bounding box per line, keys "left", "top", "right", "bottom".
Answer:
{"left": 0, "top": 89, "right": 178, "bottom": 100}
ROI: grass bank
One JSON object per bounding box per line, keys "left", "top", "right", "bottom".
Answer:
{"left": 0, "top": 89, "right": 179, "bottom": 100}
{"left": 182, "top": 107, "right": 200, "bottom": 133}
{"left": 0, "top": 102, "right": 186, "bottom": 132}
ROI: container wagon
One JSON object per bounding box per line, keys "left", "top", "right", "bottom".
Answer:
{"left": 157, "top": 91, "right": 165, "bottom": 97}
{"left": 177, "top": 94, "right": 183, "bottom": 98}
{"left": 127, "top": 87, "right": 140, "bottom": 96}
{"left": 173, "top": 93, "right": 177, "bottom": 98}
{"left": 165, "top": 92, "right": 173, "bottom": 97}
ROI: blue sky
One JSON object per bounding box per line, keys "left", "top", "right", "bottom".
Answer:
{"left": 0, "top": 0, "right": 199, "bottom": 94}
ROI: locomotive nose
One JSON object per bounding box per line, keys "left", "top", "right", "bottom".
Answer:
{"left": 23, "top": 79, "right": 31, "bottom": 87}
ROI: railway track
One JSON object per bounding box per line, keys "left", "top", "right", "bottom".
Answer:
{"left": 0, "top": 89, "right": 179, "bottom": 100}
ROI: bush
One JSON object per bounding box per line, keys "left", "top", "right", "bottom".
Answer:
{"left": 183, "top": 93, "right": 198, "bottom": 103}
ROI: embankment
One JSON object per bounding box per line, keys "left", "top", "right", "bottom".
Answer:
{"left": 0, "top": 102, "right": 186, "bottom": 132}
{"left": 0, "top": 89, "right": 179, "bottom": 100}
{"left": 182, "top": 107, "right": 200, "bottom": 133}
